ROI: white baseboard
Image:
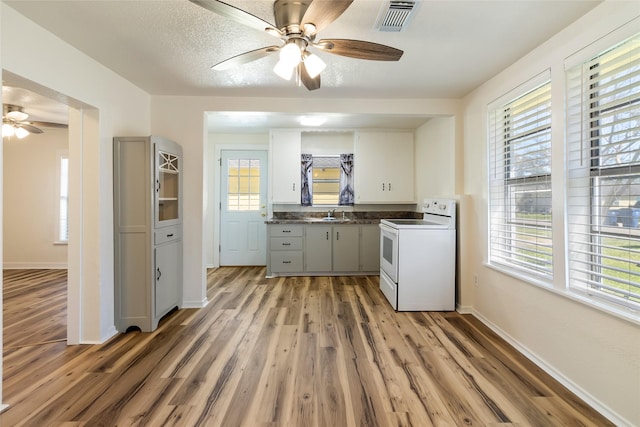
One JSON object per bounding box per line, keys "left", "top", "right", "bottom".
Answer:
{"left": 0, "top": 404, "right": 9, "bottom": 414}
{"left": 3, "top": 262, "right": 67, "bottom": 270}
{"left": 471, "top": 309, "right": 632, "bottom": 427}
{"left": 456, "top": 304, "right": 474, "bottom": 314}
{"left": 182, "top": 297, "right": 209, "bottom": 309}
{"left": 99, "top": 325, "right": 118, "bottom": 344}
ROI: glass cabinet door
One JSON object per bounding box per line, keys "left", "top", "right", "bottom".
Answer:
{"left": 156, "top": 150, "right": 180, "bottom": 224}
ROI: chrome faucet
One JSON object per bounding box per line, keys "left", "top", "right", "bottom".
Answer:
{"left": 327, "top": 208, "right": 336, "bottom": 218}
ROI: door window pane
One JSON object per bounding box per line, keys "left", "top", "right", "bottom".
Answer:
{"left": 227, "top": 158, "right": 261, "bottom": 211}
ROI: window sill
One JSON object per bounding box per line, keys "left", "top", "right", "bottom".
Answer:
{"left": 485, "top": 262, "right": 640, "bottom": 327}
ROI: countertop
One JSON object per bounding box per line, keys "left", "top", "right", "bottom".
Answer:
{"left": 265, "top": 218, "right": 379, "bottom": 225}
{"left": 265, "top": 210, "right": 422, "bottom": 225}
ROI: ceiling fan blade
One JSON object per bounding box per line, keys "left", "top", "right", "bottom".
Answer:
{"left": 315, "top": 39, "right": 403, "bottom": 61}
{"left": 301, "top": 0, "right": 353, "bottom": 35}
{"left": 299, "top": 63, "right": 320, "bottom": 91}
{"left": 30, "top": 121, "right": 68, "bottom": 129}
{"left": 16, "top": 123, "right": 44, "bottom": 134}
{"left": 212, "top": 46, "right": 280, "bottom": 70}
{"left": 189, "top": 0, "right": 281, "bottom": 35}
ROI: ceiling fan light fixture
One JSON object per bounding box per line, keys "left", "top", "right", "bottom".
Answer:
{"left": 6, "top": 110, "right": 28, "bottom": 122}
{"left": 15, "top": 127, "right": 29, "bottom": 139}
{"left": 279, "top": 42, "right": 302, "bottom": 67}
{"left": 302, "top": 23, "right": 317, "bottom": 36}
{"left": 2, "top": 123, "right": 15, "bottom": 138}
{"left": 273, "top": 59, "right": 295, "bottom": 80}
{"left": 303, "top": 53, "right": 326, "bottom": 78}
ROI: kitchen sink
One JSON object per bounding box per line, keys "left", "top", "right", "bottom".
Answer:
{"left": 305, "top": 217, "right": 350, "bottom": 223}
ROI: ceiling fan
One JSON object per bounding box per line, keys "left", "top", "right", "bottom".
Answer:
{"left": 2, "top": 104, "right": 67, "bottom": 139}
{"left": 189, "top": 0, "right": 404, "bottom": 90}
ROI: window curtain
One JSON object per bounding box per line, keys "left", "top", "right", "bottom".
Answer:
{"left": 339, "top": 153, "right": 354, "bottom": 206}
{"left": 301, "top": 154, "right": 313, "bottom": 206}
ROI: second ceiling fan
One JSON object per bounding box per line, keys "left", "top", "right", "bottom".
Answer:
{"left": 189, "top": 0, "right": 404, "bottom": 90}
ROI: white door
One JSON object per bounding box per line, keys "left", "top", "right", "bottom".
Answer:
{"left": 220, "top": 150, "right": 268, "bottom": 265}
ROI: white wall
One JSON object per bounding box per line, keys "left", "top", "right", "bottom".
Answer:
{"left": 3, "top": 128, "right": 68, "bottom": 268}
{"left": 461, "top": 2, "right": 640, "bottom": 425}
{"left": 301, "top": 131, "right": 354, "bottom": 155}
{"left": 414, "top": 116, "right": 456, "bottom": 200}
{"left": 2, "top": 3, "right": 151, "bottom": 344}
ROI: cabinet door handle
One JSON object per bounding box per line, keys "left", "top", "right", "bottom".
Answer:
{"left": 336, "top": 231, "right": 340, "bottom": 240}
{"left": 156, "top": 268, "right": 162, "bottom": 281}
{"left": 156, "top": 179, "right": 161, "bottom": 193}
{"left": 166, "top": 233, "right": 174, "bottom": 238}
{"left": 326, "top": 231, "right": 329, "bottom": 240}
{"left": 388, "top": 182, "right": 392, "bottom": 191}
{"left": 292, "top": 183, "right": 296, "bottom": 191}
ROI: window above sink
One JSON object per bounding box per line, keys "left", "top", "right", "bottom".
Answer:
{"left": 301, "top": 131, "right": 354, "bottom": 207}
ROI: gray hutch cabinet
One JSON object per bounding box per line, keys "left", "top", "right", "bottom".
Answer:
{"left": 113, "top": 136, "right": 183, "bottom": 332}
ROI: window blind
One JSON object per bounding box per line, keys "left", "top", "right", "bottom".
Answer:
{"left": 566, "top": 33, "right": 640, "bottom": 310}
{"left": 488, "top": 80, "right": 552, "bottom": 278}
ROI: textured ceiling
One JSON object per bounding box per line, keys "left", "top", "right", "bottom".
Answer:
{"left": 3, "top": 0, "right": 602, "bottom": 129}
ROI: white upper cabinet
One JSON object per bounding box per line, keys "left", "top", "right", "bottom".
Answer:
{"left": 270, "top": 130, "right": 301, "bottom": 204}
{"left": 354, "top": 131, "right": 415, "bottom": 203}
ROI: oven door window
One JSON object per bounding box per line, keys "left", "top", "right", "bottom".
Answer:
{"left": 382, "top": 235, "right": 394, "bottom": 265}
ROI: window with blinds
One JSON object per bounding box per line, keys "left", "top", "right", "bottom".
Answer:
{"left": 312, "top": 156, "right": 341, "bottom": 205}
{"left": 566, "top": 33, "right": 640, "bottom": 310}
{"left": 488, "top": 79, "right": 552, "bottom": 278}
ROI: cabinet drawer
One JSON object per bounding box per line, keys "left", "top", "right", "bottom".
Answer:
{"left": 155, "top": 226, "right": 181, "bottom": 245}
{"left": 270, "top": 251, "right": 303, "bottom": 273}
{"left": 270, "top": 237, "right": 303, "bottom": 251}
{"left": 270, "top": 224, "right": 303, "bottom": 237}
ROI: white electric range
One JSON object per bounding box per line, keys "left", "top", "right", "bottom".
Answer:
{"left": 379, "top": 198, "right": 456, "bottom": 311}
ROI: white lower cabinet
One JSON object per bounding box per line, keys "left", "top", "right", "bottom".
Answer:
{"left": 267, "top": 223, "right": 379, "bottom": 276}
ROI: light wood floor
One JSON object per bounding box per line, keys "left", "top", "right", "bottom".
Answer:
{"left": 2, "top": 267, "right": 612, "bottom": 426}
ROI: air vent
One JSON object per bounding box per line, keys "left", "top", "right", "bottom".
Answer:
{"left": 377, "top": 1, "right": 416, "bottom": 32}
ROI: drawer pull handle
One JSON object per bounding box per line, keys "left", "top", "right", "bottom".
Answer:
{"left": 167, "top": 233, "right": 174, "bottom": 238}
{"left": 283, "top": 260, "right": 291, "bottom": 264}
{"left": 282, "top": 243, "right": 291, "bottom": 246}
{"left": 283, "top": 230, "right": 291, "bottom": 233}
